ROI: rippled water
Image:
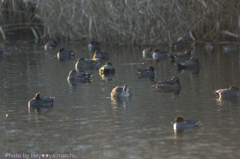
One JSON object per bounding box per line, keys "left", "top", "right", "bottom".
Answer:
{"left": 1, "top": 41, "right": 240, "bottom": 159}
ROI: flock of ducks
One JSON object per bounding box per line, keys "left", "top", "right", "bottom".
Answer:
{"left": 25, "top": 40, "right": 240, "bottom": 132}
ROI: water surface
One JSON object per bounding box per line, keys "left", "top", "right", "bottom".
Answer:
{"left": 1, "top": 42, "right": 240, "bottom": 158}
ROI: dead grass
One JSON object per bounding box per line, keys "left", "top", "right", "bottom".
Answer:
{"left": 2, "top": 0, "right": 240, "bottom": 44}
{"left": 0, "top": 0, "right": 41, "bottom": 40}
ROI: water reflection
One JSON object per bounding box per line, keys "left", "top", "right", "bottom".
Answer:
{"left": 111, "top": 97, "right": 131, "bottom": 108}
{"left": 67, "top": 79, "right": 92, "bottom": 86}
{"left": 177, "top": 67, "right": 201, "bottom": 75}
{"left": 155, "top": 87, "right": 182, "bottom": 95}
{"left": 28, "top": 107, "right": 54, "bottom": 113}
{"left": 216, "top": 97, "right": 240, "bottom": 106}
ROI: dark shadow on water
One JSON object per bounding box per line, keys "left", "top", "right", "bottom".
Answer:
{"left": 68, "top": 79, "right": 92, "bottom": 86}
{"left": 28, "top": 107, "right": 54, "bottom": 114}
{"left": 177, "top": 67, "right": 201, "bottom": 75}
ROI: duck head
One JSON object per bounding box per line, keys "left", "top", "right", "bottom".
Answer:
{"left": 148, "top": 66, "right": 155, "bottom": 71}
{"left": 34, "top": 93, "right": 41, "bottom": 100}
{"left": 190, "top": 57, "right": 199, "bottom": 63}
{"left": 171, "top": 76, "right": 180, "bottom": 82}
{"left": 59, "top": 47, "right": 64, "bottom": 52}
{"left": 77, "top": 58, "right": 85, "bottom": 62}
{"left": 229, "top": 85, "right": 239, "bottom": 91}
{"left": 123, "top": 85, "right": 130, "bottom": 92}
{"left": 175, "top": 116, "right": 184, "bottom": 123}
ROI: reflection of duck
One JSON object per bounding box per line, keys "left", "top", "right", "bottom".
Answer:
{"left": 57, "top": 47, "right": 75, "bottom": 60}
{"left": 99, "top": 62, "right": 115, "bottom": 75}
{"left": 152, "top": 49, "right": 168, "bottom": 59}
{"left": 28, "top": 93, "right": 55, "bottom": 108}
{"left": 137, "top": 66, "right": 155, "bottom": 79}
{"left": 177, "top": 67, "right": 201, "bottom": 75}
{"left": 177, "top": 57, "right": 201, "bottom": 69}
{"left": 173, "top": 116, "right": 199, "bottom": 131}
{"left": 67, "top": 70, "right": 91, "bottom": 81}
{"left": 75, "top": 57, "right": 100, "bottom": 71}
{"left": 111, "top": 96, "right": 131, "bottom": 107}
{"left": 214, "top": 86, "right": 240, "bottom": 99}
{"left": 170, "top": 50, "right": 191, "bottom": 61}
{"left": 44, "top": 40, "right": 57, "bottom": 50}
{"left": 88, "top": 41, "right": 101, "bottom": 51}
{"left": 142, "top": 48, "right": 153, "bottom": 58}
{"left": 111, "top": 85, "right": 132, "bottom": 97}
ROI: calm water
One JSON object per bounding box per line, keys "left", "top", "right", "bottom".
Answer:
{"left": 1, "top": 41, "right": 240, "bottom": 159}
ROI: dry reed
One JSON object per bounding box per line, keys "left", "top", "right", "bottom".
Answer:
{"left": 0, "top": 0, "right": 41, "bottom": 40}
{"left": 2, "top": 0, "right": 240, "bottom": 44}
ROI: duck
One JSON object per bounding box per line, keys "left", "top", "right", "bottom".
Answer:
{"left": 99, "top": 62, "right": 115, "bottom": 75}
{"left": 169, "top": 50, "right": 191, "bottom": 61}
{"left": 137, "top": 66, "right": 156, "bottom": 79}
{"left": 0, "top": 51, "right": 4, "bottom": 58}
{"left": 111, "top": 85, "right": 132, "bottom": 97}
{"left": 142, "top": 48, "right": 153, "bottom": 58}
{"left": 44, "top": 40, "right": 57, "bottom": 50}
{"left": 154, "top": 76, "right": 182, "bottom": 89}
{"left": 152, "top": 49, "right": 168, "bottom": 59}
{"left": 57, "top": 47, "right": 75, "bottom": 60}
{"left": 171, "top": 41, "right": 185, "bottom": 51}
{"left": 205, "top": 43, "right": 214, "bottom": 52}
{"left": 75, "top": 57, "right": 100, "bottom": 72}
{"left": 172, "top": 116, "right": 200, "bottom": 131}
{"left": 92, "top": 49, "right": 109, "bottom": 61}
{"left": 214, "top": 86, "right": 240, "bottom": 98}
{"left": 67, "top": 70, "right": 91, "bottom": 81}
{"left": 88, "top": 40, "right": 101, "bottom": 51}
{"left": 223, "top": 44, "right": 239, "bottom": 53}
{"left": 177, "top": 57, "right": 201, "bottom": 68}
{"left": 28, "top": 93, "right": 55, "bottom": 108}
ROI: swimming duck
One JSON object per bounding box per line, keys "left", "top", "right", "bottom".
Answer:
{"left": 67, "top": 70, "right": 91, "bottom": 81}
{"left": 111, "top": 85, "right": 132, "bottom": 97}
{"left": 171, "top": 41, "right": 185, "bottom": 51}
{"left": 99, "top": 62, "right": 115, "bottom": 75}
{"left": 57, "top": 47, "right": 75, "bottom": 60}
{"left": 169, "top": 50, "right": 191, "bottom": 61}
{"left": 205, "top": 43, "right": 214, "bottom": 52}
{"left": 44, "top": 40, "right": 57, "bottom": 50}
{"left": 88, "top": 40, "right": 101, "bottom": 51}
{"left": 137, "top": 66, "right": 156, "bottom": 78}
{"left": 92, "top": 49, "right": 109, "bottom": 61}
{"left": 0, "top": 51, "right": 4, "bottom": 58}
{"left": 172, "top": 116, "right": 199, "bottom": 131}
{"left": 75, "top": 57, "right": 100, "bottom": 72}
{"left": 154, "top": 76, "right": 182, "bottom": 89}
{"left": 223, "top": 44, "right": 239, "bottom": 53}
{"left": 142, "top": 48, "right": 153, "bottom": 58}
{"left": 214, "top": 86, "right": 240, "bottom": 98}
{"left": 28, "top": 93, "right": 55, "bottom": 108}
{"left": 152, "top": 49, "right": 168, "bottom": 59}
{"left": 177, "top": 57, "right": 201, "bottom": 68}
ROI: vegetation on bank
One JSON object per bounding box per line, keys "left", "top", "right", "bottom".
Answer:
{"left": 1, "top": 0, "right": 240, "bottom": 44}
